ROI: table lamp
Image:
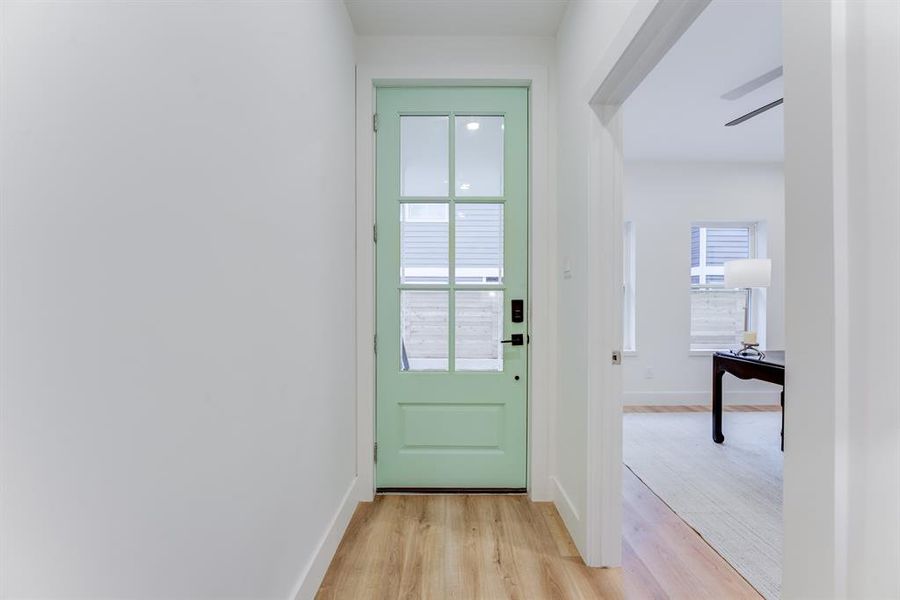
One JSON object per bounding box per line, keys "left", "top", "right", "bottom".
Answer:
{"left": 724, "top": 258, "right": 771, "bottom": 358}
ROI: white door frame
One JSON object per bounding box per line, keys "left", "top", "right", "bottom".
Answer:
{"left": 583, "top": 3, "right": 895, "bottom": 593}
{"left": 582, "top": 1, "right": 864, "bottom": 588}
{"left": 579, "top": 0, "right": 714, "bottom": 567}
{"left": 354, "top": 65, "right": 554, "bottom": 501}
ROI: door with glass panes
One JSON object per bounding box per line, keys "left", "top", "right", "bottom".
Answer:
{"left": 375, "top": 87, "right": 528, "bottom": 489}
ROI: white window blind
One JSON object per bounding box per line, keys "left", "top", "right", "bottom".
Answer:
{"left": 690, "top": 225, "right": 754, "bottom": 351}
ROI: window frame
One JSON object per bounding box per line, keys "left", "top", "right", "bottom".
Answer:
{"left": 689, "top": 222, "right": 760, "bottom": 352}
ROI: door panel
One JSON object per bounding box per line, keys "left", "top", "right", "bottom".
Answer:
{"left": 376, "top": 87, "right": 528, "bottom": 489}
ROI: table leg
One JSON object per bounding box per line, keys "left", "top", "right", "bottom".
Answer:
{"left": 713, "top": 364, "right": 725, "bottom": 443}
{"left": 781, "top": 388, "right": 785, "bottom": 452}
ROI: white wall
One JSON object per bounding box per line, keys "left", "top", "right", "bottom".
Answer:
{"left": 355, "top": 34, "right": 556, "bottom": 69}
{"left": 0, "top": 2, "right": 357, "bottom": 598}
{"left": 842, "top": 2, "right": 900, "bottom": 595}
{"left": 623, "top": 160, "right": 785, "bottom": 405}
{"left": 783, "top": 0, "right": 900, "bottom": 597}
{"left": 554, "top": 0, "right": 639, "bottom": 559}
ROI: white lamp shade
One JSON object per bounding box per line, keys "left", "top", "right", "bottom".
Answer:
{"left": 724, "top": 258, "right": 771, "bottom": 288}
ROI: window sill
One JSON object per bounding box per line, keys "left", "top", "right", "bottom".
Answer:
{"left": 689, "top": 349, "right": 769, "bottom": 357}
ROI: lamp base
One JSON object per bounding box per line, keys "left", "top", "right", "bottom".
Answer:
{"left": 733, "top": 343, "right": 766, "bottom": 360}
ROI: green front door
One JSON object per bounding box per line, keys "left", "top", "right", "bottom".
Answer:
{"left": 375, "top": 87, "right": 528, "bottom": 489}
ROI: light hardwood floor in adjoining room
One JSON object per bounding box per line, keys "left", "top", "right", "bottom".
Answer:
{"left": 316, "top": 468, "right": 762, "bottom": 599}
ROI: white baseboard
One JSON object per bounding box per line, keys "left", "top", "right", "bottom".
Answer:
{"left": 623, "top": 390, "right": 781, "bottom": 406}
{"left": 550, "top": 476, "right": 585, "bottom": 558}
{"left": 290, "top": 476, "right": 361, "bottom": 600}
{"left": 529, "top": 481, "right": 554, "bottom": 503}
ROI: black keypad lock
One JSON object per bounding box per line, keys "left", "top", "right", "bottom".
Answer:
{"left": 511, "top": 299, "right": 524, "bottom": 323}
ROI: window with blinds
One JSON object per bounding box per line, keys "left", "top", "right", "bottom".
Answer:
{"left": 690, "top": 225, "right": 755, "bottom": 351}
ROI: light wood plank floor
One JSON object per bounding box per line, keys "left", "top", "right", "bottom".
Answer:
{"left": 317, "top": 468, "right": 762, "bottom": 599}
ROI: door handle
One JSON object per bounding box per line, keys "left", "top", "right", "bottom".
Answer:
{"left": 501, "top": 334, "right": 525, "bottom": 346}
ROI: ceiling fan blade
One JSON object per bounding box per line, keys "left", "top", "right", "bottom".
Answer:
{"left": 721, "top": 66, "right": 783, "bottom": 101}
{"left": 725, "top": 98, "right": 783, "bottom": 127}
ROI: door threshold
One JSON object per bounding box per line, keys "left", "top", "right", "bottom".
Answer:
{"left": 377, "top": 487, "right": 527, "bottom": 495}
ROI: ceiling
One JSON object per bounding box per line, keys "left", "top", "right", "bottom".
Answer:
{"left": 344, "top": 0, "right": 569, "bottom": 36}
{"left": 624, "top": 0, "right": 783, "bottom": 162}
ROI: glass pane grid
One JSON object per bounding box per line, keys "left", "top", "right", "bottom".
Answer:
{"left": 398, "top": 113, "right": 509, "bottom": 373}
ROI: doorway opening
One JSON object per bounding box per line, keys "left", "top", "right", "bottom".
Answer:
{"left": 615, "top": 1, "right": 785, "bottom": 598}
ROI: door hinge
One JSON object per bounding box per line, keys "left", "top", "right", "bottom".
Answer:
{"left": 373, "top": 334, "right": 377, "bottom": 354}
{"left": 374, "top": 442, "right": 378, "bottom": 463}
{"left": 373, "top": 113, "right": 379, "bottom": 132}
{"left": 373, "top": 223, "right": 377, "bottom": 243}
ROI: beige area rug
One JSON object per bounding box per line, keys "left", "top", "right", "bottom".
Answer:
{"left": 623, "top": 411, "right": 783, "bottom": 599}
